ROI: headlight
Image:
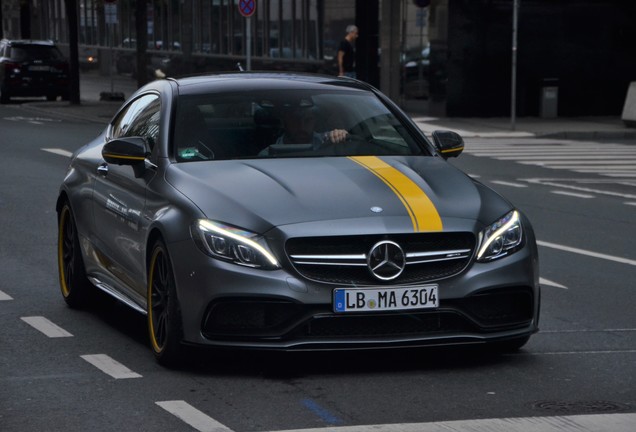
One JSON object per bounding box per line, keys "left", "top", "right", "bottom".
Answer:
{"left": 476, "top": 210, "right": 523, "bottom": 262}
{"left": 192, "top": 220, "right": 280, "bottom": 269}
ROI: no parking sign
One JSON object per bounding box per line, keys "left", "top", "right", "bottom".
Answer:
{"left": 238, "top": 0, "right": 256, "bottom": 18}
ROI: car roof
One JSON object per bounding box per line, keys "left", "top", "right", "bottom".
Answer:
{"left": 1, "top": 39, "right": 57, "bottom": 46}
{"left": 169, "top": 72, "right": 375, "bottom": 96}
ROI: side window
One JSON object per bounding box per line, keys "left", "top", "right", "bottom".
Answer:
{"left": 111, "top": 94, "right": 161, "bottom": 150}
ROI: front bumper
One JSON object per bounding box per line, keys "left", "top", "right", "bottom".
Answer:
{"left": 169, "top": 236, "right": 540, "bottom": 350}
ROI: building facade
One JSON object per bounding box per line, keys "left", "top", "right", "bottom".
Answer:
{"left": 2, "top": 0, "right": 635, "bottom": 117}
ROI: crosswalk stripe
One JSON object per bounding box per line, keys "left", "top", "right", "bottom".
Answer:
{"left": 520, "top": 160, "right": 636, "bottom": 165}
{"left": 0, "top": 289, "right": 13, "bottom": 301}
{"left": 464, "top": 141, "right": 636, "bottom": 178}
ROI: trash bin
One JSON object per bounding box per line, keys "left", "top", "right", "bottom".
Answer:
{"left": 540, "top": 78, "right": 558, "bottom": 118}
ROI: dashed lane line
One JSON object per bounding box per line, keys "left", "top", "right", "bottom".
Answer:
{"left": 156, "top": 400, "right": 234, "bottom": 432}
{"left": 21, "top": 316, "right": 73, "bottom": 338}
{"left": 80, "top": 354, "right": 142, "bottom": 379}
{"left": 524, "top": 178, "right": 636, "bottom": 200}
{"left": 550, "top": 190, "right": 595, "bottom": 199}
{"left": 42, "top": 148, "right": 73, "bottom": 157}
{"left": 539, "top": 278, "right": 567, "bottom": 289}
{"left": 490, "top": 180, "right": 527, "bottom": 188}
{"left": 538, "top": 241, "right": 636, "bottom": 267}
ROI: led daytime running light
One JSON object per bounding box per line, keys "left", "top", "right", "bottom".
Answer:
{"left": 477, "top": 210, "right": 520, "bottom": 260}
{"left": 198, "top": 220, "right": 279, "bottom": 267}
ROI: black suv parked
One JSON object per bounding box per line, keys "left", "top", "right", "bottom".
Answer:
{"left": 0, "top": 39, "right": 70, "bottom": 103}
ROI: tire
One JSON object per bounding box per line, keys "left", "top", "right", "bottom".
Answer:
{"left": 57, "top": 202, "right": 93, "bottom": 308}
{"left": 147, "top": 239, "right": 184, "bottom": 367}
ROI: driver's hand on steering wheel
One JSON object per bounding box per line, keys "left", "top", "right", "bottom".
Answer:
{"left": 323, "top": 129, "right": 349, "bottom": 144}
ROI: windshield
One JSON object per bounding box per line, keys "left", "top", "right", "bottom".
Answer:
{"left": 173, "top": 88, "right": 429, "bottom": 162}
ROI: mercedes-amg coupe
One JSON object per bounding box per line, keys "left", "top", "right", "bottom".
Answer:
{"left": 57, "top": 72, "right": 540, "bottom": 366}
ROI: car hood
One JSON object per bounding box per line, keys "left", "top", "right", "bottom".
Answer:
{"left": 166, "top": 156, "right": 512, "bottom": 234}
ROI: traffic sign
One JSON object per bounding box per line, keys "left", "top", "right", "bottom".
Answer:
{"left": 238, "top": 0, "right": 256, "bottom": 18}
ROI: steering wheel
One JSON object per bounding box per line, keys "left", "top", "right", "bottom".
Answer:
{"left": 322, "top": 133, "right": 367, "bottom": 156}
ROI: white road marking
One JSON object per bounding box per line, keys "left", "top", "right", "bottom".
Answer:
{"left": 465, "top": 141, "right": 636, "bottom": 178}
{"left": 539, "top": 278, "right": 567, "bottom": 289}
{"left": 605, "top": 173, "right": 636, "bottom": 177}
{"left": 80, "top": 354, "right": 142, "bottom": 379}
{"left": 272, "top": 413, "right": 636, "bottom": 432}
{"left": 0, "top": 289, "right": 13, "bottom": 300}
{"left": 527, "top": 350, "right": 636, "bottom": 356}
{"left": 541, "top": 328, "right": 636, "bottom": 333}
{"left": 156, "top": 400, "right": 234, "bottom": 432}
{"left": 4, "top": 116, "right": 61, "bottom": 123}
{"left": 21, "top": 316, "right": 73, "bottom": 338}
{"left": 42, "top": 148, "right": 73, "bottom": 157}
{"left": 508, "top": 155, "right": 636, "bottom": 160}
{"left": 560, "top": 166, "right": 636, "bottom": 171}
{"left": 491, "top": 180, "right": 527, "bottom": 188}
{"left": 524, "top": 178, "right": 636, "bottom": 200}
{"left": 625, "top": 202, "right": 636, "bottom": 206}
{"left": 522, "top": 160, "right": 636, "bottom": 165}
{"left": 550, "top": 190, "right": 594, "bottom": 199}
{"left": 538, "top": 240, "right": 636, "bottom": 267}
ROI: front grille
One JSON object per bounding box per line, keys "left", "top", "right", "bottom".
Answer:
{"left": 286, "top": 233, "right": 475, "bottom": 285}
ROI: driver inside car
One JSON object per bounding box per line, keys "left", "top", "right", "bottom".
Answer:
{"left": 259, "top": 99, "right": 348, "bottom": 156}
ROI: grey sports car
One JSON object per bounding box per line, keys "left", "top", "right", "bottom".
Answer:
{"left": 57, "top": 72, "right": 540, "bottom": 366}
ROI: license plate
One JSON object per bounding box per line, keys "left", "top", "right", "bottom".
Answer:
{"left": 333, "top": 285, "right": 438, "bottom": 313}
{"left": 29, "top": 65, "right": 50, "bottom": 71}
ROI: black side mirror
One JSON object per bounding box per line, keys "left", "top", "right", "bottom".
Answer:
{"left": 102, "top": 137, "right": 149, "bottom": 165}
{"left": 432, "top": 130, "right": 464, "bottom": 159}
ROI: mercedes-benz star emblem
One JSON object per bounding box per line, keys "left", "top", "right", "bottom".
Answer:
{"left": 367, "top": 241, "right": 406, "bottom": 281}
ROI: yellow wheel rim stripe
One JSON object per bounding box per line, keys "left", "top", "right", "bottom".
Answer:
{"left": 58, "top": 207, "right": 71, "bottom": 297}
{"left": 349, "top": 156, "right": 443, "bottom": 232}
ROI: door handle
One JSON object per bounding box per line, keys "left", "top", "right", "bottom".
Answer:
{"left": 97, "top": 163, "right": 109, "bottom": 175}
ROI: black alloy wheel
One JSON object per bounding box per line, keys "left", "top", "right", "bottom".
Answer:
{"left": 147, "top": 239, "right": 184, "bottom": 367}
{"left": 57, "top": 202, "right": 92, "bottom": 307}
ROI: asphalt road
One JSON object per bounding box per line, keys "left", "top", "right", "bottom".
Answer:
{"left": 1, "top": 103, "right": 635, "bottom": 431}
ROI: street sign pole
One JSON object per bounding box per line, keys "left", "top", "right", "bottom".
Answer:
{"left": 238, "top": 0, "right": 255, "bottom": 71}
{"left": 246, "top": 17, "right": 252, "bottom": 71}
{"left": 511, "top": 0, "right": 519, "bottom": 131}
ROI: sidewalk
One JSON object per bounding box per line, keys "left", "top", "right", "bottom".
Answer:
{"left": 20, "top": 70, "right": 636, "bottom": 140}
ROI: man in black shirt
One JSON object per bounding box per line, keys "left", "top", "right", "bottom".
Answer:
{"left": 337, "top": 25, "right": 359, "bottom": 78}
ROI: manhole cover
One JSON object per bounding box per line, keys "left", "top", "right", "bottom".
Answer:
{"left": 533, "top": 400, "right": 630, "bottom": 414}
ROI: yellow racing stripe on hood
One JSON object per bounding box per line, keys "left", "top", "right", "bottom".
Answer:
{"left": 349, "top": 156, "right": 443, "bottom": 232}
